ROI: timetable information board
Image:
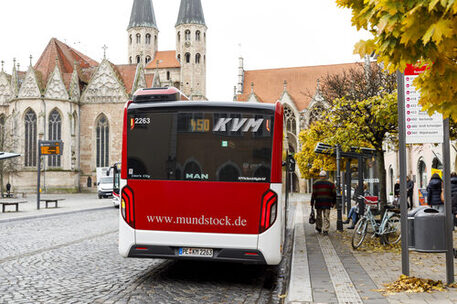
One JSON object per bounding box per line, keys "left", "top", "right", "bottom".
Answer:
{"left": 404, "top": 64, "right": 443, "bottom": 144}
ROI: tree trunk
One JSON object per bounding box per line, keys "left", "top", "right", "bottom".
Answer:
{"left": 376, "top": 149, "right": 387, "bottom": 211}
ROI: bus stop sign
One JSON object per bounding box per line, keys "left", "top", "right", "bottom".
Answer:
{"left": 39, "top": 140, "right": 63, "bottom": 155}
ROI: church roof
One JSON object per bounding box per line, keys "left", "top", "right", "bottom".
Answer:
{"left": 145, "top": 51, "right": 180, "bottom": 69}
{"left": 114, "top": 64, "right": 139, "bottom": 94}
{"left": 128, "top": 0, "right": 158, "bottom": 30}
{"left": 237, "top": 63, "right": 359, "bottom": 111}
{"left": 176, "top": 0, "right": 206, "bottom": 27}
{"left": 34, "top": 38, "right": 98, "bottom": 88}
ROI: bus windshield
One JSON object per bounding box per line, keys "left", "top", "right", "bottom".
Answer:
{"left": 127, "top": 109, "right": 274, "bottom": 182}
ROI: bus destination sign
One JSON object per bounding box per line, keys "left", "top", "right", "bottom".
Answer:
{"left": 39, "top": 140, "right": 63, "bottom": 155}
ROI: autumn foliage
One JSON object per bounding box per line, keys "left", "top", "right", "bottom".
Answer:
{"left": 336, "top": 0, "right": 457, "bottom": 117}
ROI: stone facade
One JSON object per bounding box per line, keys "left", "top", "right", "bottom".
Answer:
{"left": 128, "top": 26, "right": 159, "bottom": 65}
{"left": 175, "top": 23, "right": 207, "bottom": 99}
{"left": 0, "top": 0, "right": 207, "bottom": 193}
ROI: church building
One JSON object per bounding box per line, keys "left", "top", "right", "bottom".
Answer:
{"left": 0, "top": 0, "right": 207, "bottom": 193}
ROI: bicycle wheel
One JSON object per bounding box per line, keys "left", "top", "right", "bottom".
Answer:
{"left": 352, "top": 218, "right": 367, "bottom": 249}
{"left": 382, "top": 214, "right": 401, "bottom": 245}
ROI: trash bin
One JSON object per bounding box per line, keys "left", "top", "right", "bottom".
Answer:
{"left": 408, "top": 206, "right": 428, "bottom": 249}
{"left": 414, "top": 208, "right": 446, "bottom": 252}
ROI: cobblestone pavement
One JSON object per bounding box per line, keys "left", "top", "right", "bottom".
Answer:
{"left": 0, "top": 207, "right": 284, "bottom": 304}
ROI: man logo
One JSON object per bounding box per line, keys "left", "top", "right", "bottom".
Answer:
{"left": 213, "top": 118, "right": 264, "bottom": 132}
{"left": 186, "top": 173, "right": 209, "bottom": 180}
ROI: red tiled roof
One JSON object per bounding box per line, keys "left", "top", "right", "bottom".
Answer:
{"left": 113, "top": 64, "right": 138, "bottom": 94}
{"left": 237, "top": 63, "right": 359, "bottom": 111}
{"left": 145, "top": 51, "right": 180, "bottom": 69}
{"left": 145, "top": 74, "right": 154, "bottom": 88}
{"left": 34, "top": 38, "right": 98, "bottom": 87}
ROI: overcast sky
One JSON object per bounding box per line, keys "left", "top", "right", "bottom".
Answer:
{"left": 0, "top": 0, "right": 371, "bottom": 100}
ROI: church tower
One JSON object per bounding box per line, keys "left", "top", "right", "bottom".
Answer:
{"left": 175, "top": 0, "right": 207, "bottom": 99}
{"left": 128, "top": 0, "right": 159, "bottom": 65}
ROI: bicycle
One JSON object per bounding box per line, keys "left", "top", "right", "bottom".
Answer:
{"left": 351, "top": 195, "right": 401, "bottom": 249}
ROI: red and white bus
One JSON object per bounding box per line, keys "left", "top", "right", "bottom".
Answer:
{"left": 119, "top": 87, "right": 285, "bottom": 265}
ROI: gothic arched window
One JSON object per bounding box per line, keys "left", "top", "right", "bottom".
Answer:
{"left": 308, "top": 105, "right": 324, "bottom": 126}
{"left": 418, "top": 159, "right": 427, "bottom": 188}
{"left": 195, "top": 53, "right": 201, "bottom": 64}
{"left": 136, "top": 33, "right": 141, "bottom": 44}
{"left": 0, "top": 115, "right": 5, "bottom": 147}
{"left": 177, "top": 54, "right": 181, "bottom": 63}
{"left": 24, "top": 109, "right": 37, "bottom": 167}
{"left": 96, "top": 115, "right": 109, "bottom": 168}
{"left": 136, "top": 56, "right": 140, "bottom": 64}
{"left": 48, "top": 109, "right": 62, "bottom": 167}
{"left": 129, "top": 35, "right": 132, "bottom": 45}
{"left": 145, "top": 56, "right": 151, "bottom": 64}
{"left": 284, "top": 105, "right": 297, "bottom": 134}
{"left": 185, "top": 30, "right": 191, "bottom": 41}
{"left": 167, "top": 71, "right": 170, "bottom": 80}
{"left": 177, "top": 32, "right": 181, "bottom": 42}
{"left": 129, "top": 57, "right": 132, "bottom": 64}
{"left": 196, "top": 31, "right": 201, "bottom": 41}
{"left": 145, "top": 34, "right": 151, "bottom": 44}
{"left": 185, "top": 53, "right": 191, "bottom": 63}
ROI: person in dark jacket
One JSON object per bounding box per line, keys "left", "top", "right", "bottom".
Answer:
{"left": 407, "top": 176, "right": 414, "bottom": 210}
{"left": 310, "top": 170, "right": 336, "bottom": 236}
{"left": 450, "top": 172, "right": 457, "bottom": 225}
{"left": 393, "top": 178, "right": 400, "bottom": 207}
{"left": 427, "top": 173, "right": 444, "bottom": 212}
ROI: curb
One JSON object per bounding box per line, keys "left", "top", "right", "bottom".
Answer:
{"left": 0, "top": 206, "right": 115, "bottom": 223}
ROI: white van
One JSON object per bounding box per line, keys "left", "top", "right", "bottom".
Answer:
{"left": 96, "top": 167, "right": 113, "bottom": 199}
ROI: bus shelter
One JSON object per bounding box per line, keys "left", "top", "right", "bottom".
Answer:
{"left": 314, "top": 143, "right": 377, "bottom": 231}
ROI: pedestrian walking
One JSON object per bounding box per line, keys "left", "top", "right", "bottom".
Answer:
{"left": 407, "top": 175, "right": 414, "bottom": 210}
{"left": 393, "top": 178, "right": 400, "bottom": 208}
{"left": 310, "top": 170, "right": 336, "bottom": 236}
{"left": 427, "top": 173, "right": 444, "bottom": 212}
{"left": 450, "top": 172, "right": 457, "bottom": 226}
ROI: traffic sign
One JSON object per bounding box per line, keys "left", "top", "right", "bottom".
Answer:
{"left": 404, "top": 64, "right": 443, "bottom": 144}
{"left": 39, "top": 140, "right": 63, "bottom": 155}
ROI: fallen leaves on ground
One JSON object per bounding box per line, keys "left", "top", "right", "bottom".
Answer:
{"left": 337, "top": 230, "right": 402, "bottom": 253}
{"left": 374, "top": 275, "right": 446, "bottom": 295}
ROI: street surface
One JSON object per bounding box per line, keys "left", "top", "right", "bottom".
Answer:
{"left": 0, "top": 203, "right": 289, "bottom": 304}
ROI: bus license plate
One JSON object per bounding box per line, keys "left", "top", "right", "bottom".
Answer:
{"left": 179, "top": 247, "right": 213, "bottom": 257}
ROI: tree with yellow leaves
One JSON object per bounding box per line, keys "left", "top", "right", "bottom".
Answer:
{"left": 336, "top": 0, "right": 457, "bottom": 117}
{"left": 296, "top": 120, "right": 336, "bottom": 179}
{"left": 296, "top": 63, "right": 398, "bottom": 207}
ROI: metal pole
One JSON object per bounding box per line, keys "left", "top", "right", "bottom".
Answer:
{"left": 346, "top": 160, "right": 352, "bottom": 215}
{"left": 442, "top": 118, "right": 454, "bottom": 284}
{"left": 336, "top": 145, "right": 343, "bottom": 231}
{"left": 37, "top": 140, "right": 41, "bottom": 210}
{"left": 397, "top": 70, "right": 409, "bottom": 276}
{"left": 358, "top": 156, "right": 365, "bottom": 216}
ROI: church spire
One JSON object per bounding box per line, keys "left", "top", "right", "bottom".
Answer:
{"left": 176, "top": 0, "right": 206, "bottom": 26}
{"left": 128, "top": 0, "right": 158, "bottom": 30}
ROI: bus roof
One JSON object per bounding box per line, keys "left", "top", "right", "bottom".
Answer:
{"left": 128, "top": 101, "right": 277, "bottom": 112}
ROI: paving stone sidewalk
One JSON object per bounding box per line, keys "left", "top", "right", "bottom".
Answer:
{"left": 288, "top": 193, "right": 457, "bottom": 304}
{"left": 0, "top": 193, "right": 114, "bottom": 222}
